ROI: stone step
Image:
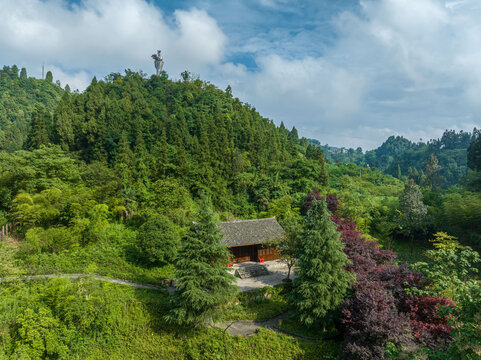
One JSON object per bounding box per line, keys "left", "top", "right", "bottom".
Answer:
{"left": 235, "top": 264, "right": 269, "bottom": 279}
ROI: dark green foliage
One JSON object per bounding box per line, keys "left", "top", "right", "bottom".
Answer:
{"left": 20, "top": 67, "right": 27, "bottom": 79}
{"left": 291, "top": 199, "right": 354, "bottom": 327}
{"left": 45, "top": 71, "right": 53, "bottom": 83}
{"left": 165, "top": 197, "right": 237, "bottom": 327}
{"left": 319, "top": 130, "right": 479, "bottom": 188}
{"left": 138, "top": 215, "right": 180, "bottom": 264}
{"left": 0, "top": 65, "right": 63, "bottom": 151}
{"left": 467, "top": 133, "right": 481, "bottom": 171}
{"left": 26, "top": 106, "right": 53, "bottom": 149}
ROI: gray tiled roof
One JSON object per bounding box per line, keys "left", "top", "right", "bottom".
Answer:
{"left": 219, "top": 217, "right": 285, "bottom": 247}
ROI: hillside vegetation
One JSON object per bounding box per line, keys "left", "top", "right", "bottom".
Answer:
{"left": 0, "top": 66, "right": 480, "bottom": 359}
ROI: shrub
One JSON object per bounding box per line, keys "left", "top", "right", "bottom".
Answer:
{"left": 341, "top": 279, "right": 410, "bottom": 360}
{"left": 24, "top": 226, "right": 80, "bottom": 253}
{"left": 138, "top": 215, "right": 180, "bottom": 264}
{"left": 405, "top": 296, "right": 454, "bottom": 349}
{"left": 11, "top": 306, "right": 72, "bottom": 359}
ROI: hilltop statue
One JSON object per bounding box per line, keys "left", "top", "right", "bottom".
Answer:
{"left": 152, "top": 50, "right": 164, "bottom": 76}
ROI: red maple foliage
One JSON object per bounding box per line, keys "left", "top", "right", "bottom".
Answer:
{"left": 303, "top": 191, "right": 456, "bottom": 358}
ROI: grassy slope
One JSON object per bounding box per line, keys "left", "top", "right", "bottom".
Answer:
{"left": 0, "top": 279, "right": 339, "bottom": 360}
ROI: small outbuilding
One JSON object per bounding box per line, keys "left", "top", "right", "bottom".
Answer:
{"left": 219, "top": 217, "right": 284, "bottom": 263}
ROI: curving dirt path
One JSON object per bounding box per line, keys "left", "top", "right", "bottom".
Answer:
{"left": 1, "top": 273, "right": 316, "bottom": 341}
{"left": 0, "top": 274, "right": 162, "bottom": 290}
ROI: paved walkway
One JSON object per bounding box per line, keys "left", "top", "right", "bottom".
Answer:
{"left": 215, "top": 312, "right": 317, "bottom": 342}
{"left": 0, "top": 261, "right": 295, "bottom": 294}
{"left": 0, "top": 274, "right": 161, "bottom": 290}
{"left": 234, "top": 260, "right": 296, "bottom": 291}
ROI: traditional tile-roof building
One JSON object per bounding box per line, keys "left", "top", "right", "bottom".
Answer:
{"left": 219, "top": 217, "right": 284, "bottom": 263}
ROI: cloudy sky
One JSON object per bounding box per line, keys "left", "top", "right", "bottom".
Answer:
{"left": 1, "top": 0, "right": 481, "bottom": 149}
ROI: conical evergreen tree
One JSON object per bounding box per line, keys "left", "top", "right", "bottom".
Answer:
{"left": 396, "top": 164, "right": 402, "bottom": 179}
{"left": 319, "top": 149, "right": 329, "bottom": 187}
{"left": 27, "top": 107, "right": 52, "bottom": 149}
{"left": 165, "top": 196, "right": 237, "bottom": 327}
{"left": 291, "top": 199, "right": 353, "bottom": 327}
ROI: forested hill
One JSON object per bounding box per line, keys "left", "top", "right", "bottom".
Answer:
{"left": 0, "top": 65, "right": 64, "bottom": 152}
{"left": 317, "top": 130, "right": 480, "bottom": 188}
{"left": 0, "top": 68, "right": 330, "bottom": 218}
{"left": 369, "top": 132, "right": 479, "bottom": 187}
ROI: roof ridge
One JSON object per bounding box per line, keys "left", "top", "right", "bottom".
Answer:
{"left": 219, "top": 217, "right": 276, "bottom": 224}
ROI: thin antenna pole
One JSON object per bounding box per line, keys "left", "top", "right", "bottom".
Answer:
{"left": 42, "top": 63, "right": 45, "bottom": 79}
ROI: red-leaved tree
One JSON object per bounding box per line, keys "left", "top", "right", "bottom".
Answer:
{"left": 303, "top": 191, "right": 455, "bottom": 358}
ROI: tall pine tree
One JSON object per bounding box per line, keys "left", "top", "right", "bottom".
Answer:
{"left": 291, "top": 199, "right": 353, "bottom": 327}
{"left": 165, "top": 196, "right": 237, "bottom": 327}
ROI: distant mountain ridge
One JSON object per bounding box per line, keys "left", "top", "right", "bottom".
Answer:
{"left": 310, "top": 129, "right": 480, "bottom": 188}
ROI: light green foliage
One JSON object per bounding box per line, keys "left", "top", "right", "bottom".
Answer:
{"left": 446, "top": 283, "right": 481, "bottom": 359}
{"left": 265, "top": 194, "right": 299, "bottom": 221}
{"left": 268, "top": 213, "right": 303, "bottom": 280}
{"left": 397, "top": 179, "right": 428, "bottom": 239}
{"left": 221, "top": 286, "right": 288, "bottom": 321}
{"left": 291, "top": 199, "right": 354, "bottom": 327}
{"left": 412, "top": 232, "right": 481, "bottom": 299}
{"left": 24, "top": 226, "right": 81, "bottom": 253}
{"left": 0, "top": 242, "right": 19, "bottom": 276}
{"left": 438, "top": 190, "right": 481, "bottom": 246}
{"left": 138, "top": 215, "right": 180, "bottom": 264}
{"left": 148, "top": 178, "right": 193, "bottom": 223}
{"left": 12, "top": 186, "right": 111, "bottom": 250}
{"left": 0, "top": 146, "right": 81, "bottom": 212}
{"left": 165, "top": 197, "right": 237, "bottom": 327}
{"left": 0, "top": 279, "right": 339, "bottom": 360}
{"left": 327, "top": 162, "right": 403, "bottom": 236}
{"left": 12, "top": 306, "right": 72, "bottom": 359}
{"left": 21, "top": 224, "right": 174, "bottom": 284}
{"left": 13, "top": 188, "right": 64, "bottom": 231}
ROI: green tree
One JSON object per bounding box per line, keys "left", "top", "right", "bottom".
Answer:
{"left": 269, "top": 215, "right": 302, "bottom": 280}
{"left": 468, "top": 135, "right": 481, "bottom": 171}
{"left": 319, "top": 149, "right": 329, "bottom": 187}
{"left": 291, "top": 199, "right": 353, "bottom": 327}
{"left": 45, "top": 70, "right": 53, "bottom": 83}
{"left": 20, "top": 67, "right": 27, "bottom": 79}
{"left": 138, "top": 215, "right": 180, "bottom": 264}
{"left": 412, "top": 232, "right": 480, "bottom": 299}
{"left": 424, "top": 153, "right": 441, "bottom": 189}
{"left": 27, "top": 107, "right": 52, "bottom": 149}
{"left": 11, "top": 306, "right": 72, "bottom": 359}
{"left": 397, "top": 179, "right": 428, "bottom": 245}
{"left": 165, "top": 196, "right": 237, "bottom": 327}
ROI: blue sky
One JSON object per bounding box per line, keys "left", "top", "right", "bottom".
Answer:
{"left": 1, "top": 0, "right": 480, "bottom": 149}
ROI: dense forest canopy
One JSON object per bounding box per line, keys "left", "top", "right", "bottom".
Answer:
{"left": 0, "top": 65, "right": 63, "bottom": 152}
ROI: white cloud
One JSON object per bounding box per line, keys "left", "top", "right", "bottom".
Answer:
{"left": 0, "top": 0, "right": 226, "bottom": 87}
{"left": 215, "top": 0, "right": 481, "bottom": 148}
{"left": 1, "top": 0, "right": 481, "bottom": 148}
